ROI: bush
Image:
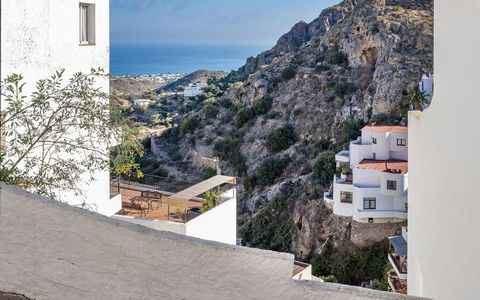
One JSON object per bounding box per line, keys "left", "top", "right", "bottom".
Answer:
{"left": 214, "top": 138, "right": 247, "bottom": 175}
{"left": 315, "top": 64, "right": 330, "bottom": 73}
{"left": 310, "top": 239, "right": 389, "bottom": 286}
{"left": 334, "top": 81, "right": 356, "bottom": 98}
{"left": 201, "top": 190, "right": 221, "bottom": 213}
{"left": 281, "top": 66, "right": 297, "bottom": 80}
{"left": 257, "top": 157, "right": 289, "bottom": 186}
{"left": 266, "top": 124, "right": 297, "bottom": 153}
{"left": 203, "top": 103, "right": 218, "bottom": 120}
{"left": 235, "top": 106, "right": 256, "bottom": 127}
{"left": 238, "top": 197, "right": 293, "bottom": 252}
{"left": 202, "top": 167, "right": 217, "bottom": 180}
{"left": 253, "top": 96, "right": 273, "bottom": 115}
{"left": 312, "top": 152, "right": 335, "bottom": 187}
{"left": 328, "top": 50, "right": 348, "bottom": 65}
{"left": 180, "top": 116, "right": 198, "bottom": 136}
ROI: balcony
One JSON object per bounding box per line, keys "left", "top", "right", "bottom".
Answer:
{"left": 388, "top": 235, "right": 408, "bottom": 280}
{"left": 355, "top": 209, "right": 407, "bottom": 220}
{"left": 335, "top": 150, "right": 350, "bottom": 163}
{"left": 387, "top": 270, "right": 407, "bottom": 294}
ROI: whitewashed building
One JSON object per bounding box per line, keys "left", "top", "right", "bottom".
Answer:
{"left": 419, "top": 74, "right": 434, "bottom": 101}
{"left": 183, "top": 83, "right": 207, "bottom": 97}
{"left": 328, "top": 126, "right": 408, "bottom": 223}
{"left": 408, "top": 0, "right": 480, "bottom": 299}
{"left": 1, "top": 0, "right": 120, "bottom": 216}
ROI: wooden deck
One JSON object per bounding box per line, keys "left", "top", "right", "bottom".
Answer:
{"left": 118, "top": 187, "right": 203, "bottom": 223}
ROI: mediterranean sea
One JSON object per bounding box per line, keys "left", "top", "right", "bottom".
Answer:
{"left": 110, "top": 43, "right": 269, "bottom": 76}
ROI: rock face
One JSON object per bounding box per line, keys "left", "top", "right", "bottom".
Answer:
{"left": 161, "top": 0, "right": 433, "bottom": 259}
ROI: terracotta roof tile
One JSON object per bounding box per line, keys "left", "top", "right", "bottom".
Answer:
{"left": 357, "top": 159, "right": 408, "bottom": 175}
{"left": 363, "top": 125, "right": 408, "bottom": 133}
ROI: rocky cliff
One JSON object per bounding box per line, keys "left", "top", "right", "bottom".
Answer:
{"left": 153, "top": 0, "right": 433, "bottom": 276}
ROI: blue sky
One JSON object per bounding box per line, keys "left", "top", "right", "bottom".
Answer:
{"left": 110, "top": 0, "right": 339, "bottom": 46}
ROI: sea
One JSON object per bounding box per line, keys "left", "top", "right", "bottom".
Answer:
{"left": 110, "top": 44, "right": 270, "bottom": 76}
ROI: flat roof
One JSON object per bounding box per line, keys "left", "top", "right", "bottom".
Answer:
{"left": 168, "top": 175, "right": 236, "bottom": 207}
{"left": 357, "top": 159, "right": 408, "bottom": 175}
{"left": 363, "top": 125, "right": 408, "bottom": 133}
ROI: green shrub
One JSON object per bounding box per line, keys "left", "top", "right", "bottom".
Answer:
{"left": 180, "top": 116, "right": 198, "bottom": 136}
{"left": 214, "top": 138, "right": 247, "bottom": 175}
{"left": 310, "top": 239, "right": 389, "bottom": 286}
{"left": 321, "top": 275, "right": 338, "bottom": 283}
{"left": 328, "top": 50, "right": 348, "bottom": 65}
{"left": 315, "top": 64, "right": 330, "bottom": 73}
{"left": 238, "top": 197, "right": 293, "bottom": 252}
{"left": 312, "top": 152, "right": 335, "bottom": 187}
{"left": 202, "top": 167, "right": 217, "bottom": 180}
{"left": 253, "top": 96, "right": 273, "bottom": 115}
{"left": 235, "top": 106, "right": 256, "bottom": 127}
{"left": 201, "top": 190, "right": 221, "bottom": 213}
{"left": 266, "top": 124, "right": 297, "bottom": 153}
{"left": 281, "top": 66, "right": 297, "bottom": 80}
{"left": 334, "top": 81, "right": 356, "bottom": 97}
{"left": 203, "top": 103, "right": 218, "bottom": 119}
{"left": 257, "top": 157, "right": 289, "bottom": 186}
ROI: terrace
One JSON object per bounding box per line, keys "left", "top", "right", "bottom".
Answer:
{"left": 112, "top": 174, "right": 236, "bottom": 223}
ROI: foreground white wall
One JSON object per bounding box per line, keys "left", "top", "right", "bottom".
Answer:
{"left": 0, "top": 184, "right": 418, "bottom": 300}
{"left": 1, "top": 0, "right": 114, "bottom": 216}
{"left": 186, "top": 191, "right": 237, "bottom": 245}
{"left": 408, "top": 0, "right": 480, "bottom": 299}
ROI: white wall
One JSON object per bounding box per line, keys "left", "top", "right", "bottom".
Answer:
{"left": 1, "top": 0, "right": 115, "bottom": 216}
{"left": 408, "top": 1, "right": 480, "bottom": 299}
{"left": 186, "top": 190, "right": 237, "bottom": 245}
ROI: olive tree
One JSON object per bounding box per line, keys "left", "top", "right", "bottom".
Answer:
{"left": 0, "top": 68, "right": 143, "bottom": 199}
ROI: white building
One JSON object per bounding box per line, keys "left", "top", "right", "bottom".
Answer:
{"left": 419, "top": 74, "right": 434, "bottom": 101}
{"left": 1, "top": 0, "right": 120, "bottom": 216}
{"left": 183, "top": 83, "right": 207, "bottom": 97}
{"left": 133, "top": 98, "right": 152, "bottom": 108}
{"left": 112, "top": 175, "right": 237, "bottom": 245}
{"left": 408, "top": 0, "right": 480, "bottom": 299}
{"left": 329, "top": 126, "right": 408, "bottom": 223}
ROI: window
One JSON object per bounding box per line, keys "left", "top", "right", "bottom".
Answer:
{"left": 372, "top": 137, "right": 377, "bottom": 144}
{"left": 387, "top": 180, "right": 397, "bottom": 190}
{"left": 340, "top": 191, "right": 353, "bottom": 204}
{"left": 372, "top": 152, "right": 376, "bottom": 160}
{"left": 397, "top": 138, "right": 406, "bottom": 146}
{"left": 363, "top": 197, "right": 376, "bottom": 209}
{"left": 79, "top": 3, "right": 95, "bottom": 45}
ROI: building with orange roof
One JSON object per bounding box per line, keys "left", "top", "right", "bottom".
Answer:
{"left": 324, "top": 125, "right": 408, "bottom": 224}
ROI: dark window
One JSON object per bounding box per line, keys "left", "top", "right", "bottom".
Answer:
{"left": 340, "top": 191, "right": 353, "bottom": 203}
{"left": 373, "top": 152, "right": 376, "bottom": 160}
{"left": 363, "top": 197, "right": 376, "bottom": 209}
{"left": 372, "top": 137, "right": 377, "bottom": 144}
{"left": 397, "top": 138, "right": 407, "bottom": 146}
{"left": 387, "top": 180, "right": 397, "bottom": 190}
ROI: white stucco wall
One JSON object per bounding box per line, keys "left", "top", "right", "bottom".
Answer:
{"left": 0, "top": 183, "right": 421, "bottom": 300}
{"left": 408, "top": 1, "right": 480, "bottom": 299}
{"left": 1, "top": 0, "right": 115, "bottom": 216}
{"left": 186, "top": 193, "right": 237, "bottom": 245}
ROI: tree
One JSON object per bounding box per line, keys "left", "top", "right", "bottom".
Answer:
{"left": 402, "top": 89, "right": 428, "bottom": 111}
{"left": 312, "top": 152, "right": 336, "bottom": 188}
{"left": 201, "top": 190, "right": 221, "bottom": 213}
{"left": 0, "top": 69, "right": 143, "bottom": 199}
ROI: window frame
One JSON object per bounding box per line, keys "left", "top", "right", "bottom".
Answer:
{"left": 79, "top": 3, "right": 96, "bottom": 46}
{"left": 387, "top": 180, "right": 397, "bottom": 191}
{"left": 372, "top": 137, "right": 377, "bottom": 144}
{"left": 340, "top": 191, "right": 353, "bottom": 204}
{"left": 363, "top": 197, "right": 376, "bottom": 210}
{"left": 397, "top": 138, "right": 407, "bottom": 146}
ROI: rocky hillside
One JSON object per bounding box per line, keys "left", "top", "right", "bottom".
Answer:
{"left": 110, "top": 78, "right": 166, "bottom": 97}
{"left": 161, "top": 70, "right": 228, "bottom": 92}
{"left": 151, "top": 0, "right": 432, "bottom": 284}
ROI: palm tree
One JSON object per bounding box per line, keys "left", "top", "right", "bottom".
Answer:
{"left": 402, "top": 89, "right": 429, "bottom": 111}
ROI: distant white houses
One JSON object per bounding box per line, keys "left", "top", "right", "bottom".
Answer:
{"left": 419, "top": 74, "right": 434, "bottom": 101}
{"left": 326, "top": 125, "right": 408, "bottom": 223}
{"left": 183, "top": 83, "right": 207, "bottom": 97}
{"left": 133, "top": 98, "right": 152, "bottom": 108}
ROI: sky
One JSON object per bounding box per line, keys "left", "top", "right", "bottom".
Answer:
{"left": 110, "top": 0, "right": 339, "bottom": 46}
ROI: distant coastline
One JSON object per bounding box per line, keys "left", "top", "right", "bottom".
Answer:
{"left": 110, "top": 43, "right": 269, "bottom": 76}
